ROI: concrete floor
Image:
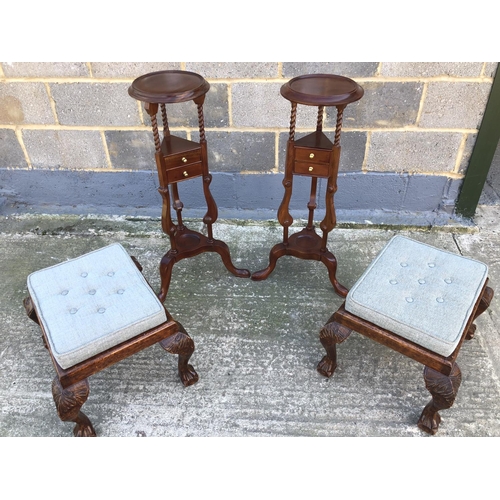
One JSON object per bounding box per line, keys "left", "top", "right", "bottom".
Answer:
{"left": 1, "top": 207, "right": 500, "bottom": 437}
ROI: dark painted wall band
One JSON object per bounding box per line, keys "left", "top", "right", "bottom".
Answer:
{"left": 1, "top": 169, "right": 462, "bottom": 220}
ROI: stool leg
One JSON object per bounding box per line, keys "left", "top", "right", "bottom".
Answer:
{"left": 23, "top": 296, "right": 49, "bottom": 349}
{"left": 317, "top": 316, "right": 352, "bottom": 377}
{"left": 417, "top": 363, "right": 462, "bottom": 435}
{"left": 159, "top": 320, "right": 199, "bottom": 387}
{"left": 52, "top": 377, "right": 96, "bottom": 437}
{"left": 466, "top": 285, "right": 494, "bottom": 340}
{"left": 23, "top": 296, "right": 40, "bottom": 325}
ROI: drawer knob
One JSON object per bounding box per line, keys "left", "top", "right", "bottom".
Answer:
{"left": 183, "top": 171, "right": 189, "bottom": 178}
{"left": 182, "top": 157, "right": 188, "bottom": 163}
{"left": 309, "top": 153, "right": 315, "bottom": 159}
{"left": 308, "top": 166, "right": 314, "bottom": 172}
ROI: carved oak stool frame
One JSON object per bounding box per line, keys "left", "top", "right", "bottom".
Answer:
{"left": 128, "top": 70, "right": 250, "bottom": 303}
{"left": 252, "top": 74, "right": 364, "bottom": 298}
{"left": 24, "top": 252, "right": 198, "bottom": 437}
{"left": 318, "top": 276, "right": 494, "bottom": 435}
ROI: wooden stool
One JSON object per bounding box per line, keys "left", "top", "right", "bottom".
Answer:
{"left": 252, "top": 74, "right": 364, "bottom": 297}
{"left": 23, "top": 243, "right": 199, "bottom": 437}
{"left": 128, "top": 70, "right": 250, "bottom": 302}
{"left": 317, "top": 235, "right": 494, "bottom": 434}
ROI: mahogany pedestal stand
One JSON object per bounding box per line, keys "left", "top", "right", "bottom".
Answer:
{"left": 129, "top": 70, "right": 250, "bottom": 302}
{"left": 251, "top": 74, "right": 364, "bottom": 298}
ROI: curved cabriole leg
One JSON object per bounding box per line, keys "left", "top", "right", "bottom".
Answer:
{"left": 466, "top": 286, "right": 494, "bottom": 340}
{"left": 158, "top": 253, "right": 176, "bottom": 303}
{"left": 159, "top": 321, "right": 199, "bottom": 387}
{"left": 320, "top": 253, "right": 348, "bottom": 298}
{"left": 251, "top": 243, "right": 287, "bottom": 281}
{"left": 52, "top": 377, "right": 96, "bottom": 437}
{"left": 212, "top": 240, "right": 251, "bottom": 278}
{"left": 317, "top": 318, "right": 352, "bottom": 377}
{"left": 417, "top": 363, "right": 462, "bottom": 435}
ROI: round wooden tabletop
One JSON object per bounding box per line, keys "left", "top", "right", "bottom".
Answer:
{"left": 128, "top": 70, "right": 210, "bottom": 104}
{"left": 280, "top": 73, "right": 364, "bottom": 106}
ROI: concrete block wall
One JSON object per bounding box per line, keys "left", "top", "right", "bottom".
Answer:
{"left": 0, "top": 62, "right": 497, "bottom": 219}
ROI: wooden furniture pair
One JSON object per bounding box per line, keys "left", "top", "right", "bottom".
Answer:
{"left": 129, "top": 70, "right": 364, "bottom": 301}
{"left": 24, "top": 243, "right": 198, "bottom": 437}
{"left": 23, "top": 239, "right": 494, "bottom": 437}
{"left": 318, "top": 235, "right": 494, "bottom": 435}
{"left": 128, "top": 70, "right": 250, "bottom": 303}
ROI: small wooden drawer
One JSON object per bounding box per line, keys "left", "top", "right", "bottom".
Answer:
{"left": 294, "top": 161, "right": 330, "bottom": 178}
{"left": 166, "top": 162, "right": 203, "bottom": 183}
{"left": 295, "top": 148, "right": 331, "bottom": 164}
{"left": 165, "top": 149, "right": 202, "bottom": 169}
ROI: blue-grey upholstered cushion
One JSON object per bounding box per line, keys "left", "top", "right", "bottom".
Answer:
{"left": 345, "top": 235, "right": 488, "bottom": 357}
{"left": 27, "top": 243, "right": 167, "bottom": 369}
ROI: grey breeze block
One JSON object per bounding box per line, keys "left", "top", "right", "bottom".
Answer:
{"left": 27, "top": 243, "right": 167, "bottom": 369}
{"left": 345, "top": 235, "right": 488, "bottom": 357}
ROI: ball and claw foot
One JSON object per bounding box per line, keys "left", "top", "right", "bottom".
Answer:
{"left": 317, "top": 319, "right": 351, "bottom": 378}
{"left": 73, "top": 415, "right": 97, "bottom": 437}
{"left": 317, "top": 355, "right": 337, "bottom": 378}
{"left": 417, "top": 403, "right": 442, "bottom": 435}
{"left": 465, "top": 324, "right": 476, "bottom": 340}
{"left": 52, "top": 377, "right": 97, "bottom": 437}
{"left": 417, "top": 364, "right": 461, "bottom": 435}
{"left": 179, "top": 364, "right": 199, "bottom": 387}
{"left": 159, "top": 321, "right": 199, "bottom": 387}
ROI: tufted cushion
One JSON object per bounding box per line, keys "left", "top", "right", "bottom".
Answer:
{"left": 27, "top": 243, "right": 167, "bottom": 369}
{"left": 345, "top": 235, "right": 488, "bottom": 357}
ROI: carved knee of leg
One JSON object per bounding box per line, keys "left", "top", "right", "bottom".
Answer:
{"left": 319, "top": 321, "right": 351, "bottom": 347}
{"left": 52, "top": 378, "right": 90, "bottom": 423}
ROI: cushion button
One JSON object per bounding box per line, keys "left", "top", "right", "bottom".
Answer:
{"left": 89, "top": 289, "right": 96, "bottom": 295}
{"left": 400, "top": 263, "right": 408, "bottom": 267}
{"left": 98, "top": 308, "right": 106, "bottom": 314}
{"left": 70, "top": 308, "right": 78, "bottom": 314}
{"left": 61, "top": 290, "right": 69, "bottom": 296}
{"left": 444, "top": 278, "right": 452, "bottom": 284}
{"left": 81, "top": 272, "right": 88, "bottom": 277}
{"left": 405, "top": 297, "right": 414, "bottom": 303}
{"left": 389, "top": 280, "right": 398, "bottom": 285}
{"left": 418, "top": 279, "right": 426, "bottom": 284}
{"left": 107, "top": 272, "right": 115, "bottom": 277}
{"left": 117, "top": 289, "right": 125, "bottom": 294}
{"left": 428, "top": 263, "right": 436, "bottom": 268}
{"left": 436, "top": 297, "right": 444, "bottom": 303}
